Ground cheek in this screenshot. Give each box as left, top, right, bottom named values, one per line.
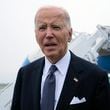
left=60, top=34, right=69, bottom=45
left=35, top=33, right=43, bottom=45
left=58, top=38, right=68, bottom=50
left=35, top=36, right=43, bottom=49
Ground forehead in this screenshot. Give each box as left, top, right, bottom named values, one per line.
left=35, top=8, right=65, bottom=23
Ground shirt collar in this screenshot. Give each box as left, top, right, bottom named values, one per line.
left=55, top=50, right=70, bottom=75
left=44, top=50, right=71, bottom=76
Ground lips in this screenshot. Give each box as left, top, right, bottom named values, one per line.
left=44, top=43, right=57, bottom=47
left=44, top=42, right=58, bottom=51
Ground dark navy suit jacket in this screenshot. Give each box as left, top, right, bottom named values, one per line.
left=11, top=52, right=110, bottom=110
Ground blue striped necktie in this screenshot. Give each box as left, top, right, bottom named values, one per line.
left=41, top=65, right=57, bottom=110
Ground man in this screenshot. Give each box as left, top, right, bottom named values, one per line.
left=11, top=6, right=110, bottom=110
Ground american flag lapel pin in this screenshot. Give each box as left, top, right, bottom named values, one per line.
left=73, top=77, right=79, bottom=82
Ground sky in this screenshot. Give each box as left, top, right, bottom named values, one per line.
left=0, top=0, right=110, bottom=83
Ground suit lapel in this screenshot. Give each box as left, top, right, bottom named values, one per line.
left=31, top=57, right=45, bottom=110
left=56, top=52, right=84, bottom=110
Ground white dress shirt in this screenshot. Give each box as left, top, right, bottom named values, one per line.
left=41, top=50, right=71, bottom=110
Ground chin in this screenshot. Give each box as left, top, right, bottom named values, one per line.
left=45, top=53, right=57, bottom=58
left=45, top=52, right=58, bottom=57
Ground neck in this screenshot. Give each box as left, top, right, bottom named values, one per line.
left=46, top=50, right=68, bottom=64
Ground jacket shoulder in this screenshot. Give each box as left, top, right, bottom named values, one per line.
left=70, top=52, right=107, bottom=75
left=20, top=57, right=45, bottom=71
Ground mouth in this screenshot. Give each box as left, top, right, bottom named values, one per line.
left=45, top=43, right=57, bottom=46
left=44, top=43, right=57, bottom=48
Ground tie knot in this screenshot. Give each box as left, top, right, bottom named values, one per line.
left=49, top=65, right=57, bottom=74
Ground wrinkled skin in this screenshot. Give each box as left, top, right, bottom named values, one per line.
left=35, top=7, right=72, bottom=64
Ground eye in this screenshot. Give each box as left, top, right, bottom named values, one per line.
left=38, top=25, right=47, bottom=31
left=52, top=25, right=61, bottom=31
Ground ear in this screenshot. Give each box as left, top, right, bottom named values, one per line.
left=68, top=28, right=73, bottom=42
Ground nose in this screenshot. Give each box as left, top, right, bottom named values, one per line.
left=45, top=27, right=53, bottom=38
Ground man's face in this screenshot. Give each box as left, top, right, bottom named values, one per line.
left=35, top=8, right=72, bottom=63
